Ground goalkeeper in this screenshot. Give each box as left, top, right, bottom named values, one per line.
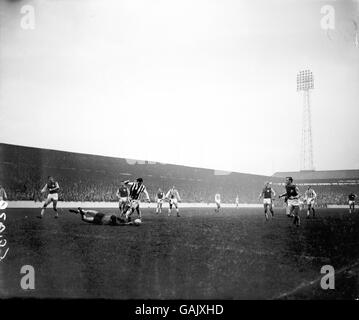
left=69, top=208, right=139, bottom=226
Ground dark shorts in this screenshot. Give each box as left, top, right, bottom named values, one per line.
left=93, top=212, right=105, bottom=225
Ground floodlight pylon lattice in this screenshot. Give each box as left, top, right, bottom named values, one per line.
left=297, top=70, right=314, bottom=171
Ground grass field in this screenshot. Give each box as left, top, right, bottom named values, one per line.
left=1, top=207, right=359, bottom=300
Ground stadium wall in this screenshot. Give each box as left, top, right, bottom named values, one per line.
left=6, top=202, right=348, bottom=210
left=7, top=201, right=263, bottom=209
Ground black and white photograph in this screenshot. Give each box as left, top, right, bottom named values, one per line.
left=1, top=0, right=359, bottom=309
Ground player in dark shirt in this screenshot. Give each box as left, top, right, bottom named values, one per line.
left=258, top=182, right=276, bottom=220
left=348, top=193, right=357, bottom=213
left=38, top=176, right=60, bottom=219
left=116, top=182, right=129, bottom=215
left=279, top=177, right=301, bottom=227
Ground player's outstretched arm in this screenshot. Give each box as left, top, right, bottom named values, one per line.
left=143, top=188, right=151, bottom=202
left=40, top=184, right=47, bottom=193
left=176, top=190, right=181, bottom=202
left=123, top=180, right=133, bottom=186
left=271, top=188, right=276, bottom=198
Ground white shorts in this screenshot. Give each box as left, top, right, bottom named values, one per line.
left=46, top=193, right=58, bottom=202
left=215, top=200, right=221, bottom=206
left=288, top=198, right=300, bottom=207
left=170, top=198, right=178, bottom=206
left=119, top=197, right=128, bottom=204
left=349, top=200, right=355, bottom=206
left=130, top=199, right=140, bottom=209
left=0, top=200, right=8, bottom=210
left=157, top=199, right=163, bottom=204
left=307, top=198, right=315, bottom=206
left=263, top=198, right=272, bottom=205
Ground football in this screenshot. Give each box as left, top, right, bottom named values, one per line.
left=134, top=218, right=142, bottom=226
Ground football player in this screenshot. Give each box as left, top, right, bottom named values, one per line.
left=279, top=177, right=301, bottom=227
left=215, top=193, right=221, bottom=212
left=38, top=176, right=60, bottom=219
left=69, top=208, right=139, bottom=226
left=156, top=188, right=165, bottom=214
left=123, top=178, right=150, bottom=221
left=165, top=186, right=181, bottom=217
left=348, top=192, right=357, bottom=213
left=258, top=182, right=276, bottom=220
left=304, top=186, right=317, bottom=218
left=116, top=181, right=129, bottom=215
left=235, top=195, right=239, bottom=208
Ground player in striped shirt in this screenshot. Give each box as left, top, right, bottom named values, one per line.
left=156, top=188, right=164, bottom=214
left=38, top=176, right=60, bottom=219
left=258, top=182, right=276, bottom=220
left=165, top=186, right=181, bottom=217
left=123, top=178, right=150, bottom=221
left=304, top=186, right=317, bottom=219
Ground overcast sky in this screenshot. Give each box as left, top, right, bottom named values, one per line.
left=0, top=0, right=358, bottom=175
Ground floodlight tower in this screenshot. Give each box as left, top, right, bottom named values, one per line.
left=297, top=70, right=314, bottom=171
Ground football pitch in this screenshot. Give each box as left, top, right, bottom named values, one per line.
left=1, top=207, right=359, bottom=300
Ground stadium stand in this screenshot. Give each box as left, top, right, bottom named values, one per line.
left=1, top=143, right=358, bottom=205
left=0, top=143, right=270, bottom=203
left=273, top=170, right=359, bottom=181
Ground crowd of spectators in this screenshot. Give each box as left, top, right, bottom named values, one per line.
left=1, top=165, right=264, bottom=203
left=1, top=144, right=358, bottom=205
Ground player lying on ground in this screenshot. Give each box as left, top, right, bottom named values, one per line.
left=214, top=193, right=221, bottom=212
left=258, top=182, right=276, bottom=220
left=69, top=208, right=140, bottom=226
left=165, top=186, right=181, bottom=217
left=123, top=178, right=150, bottom=221
left=304, top=186, right=317, bottom=218
left=279, top=177, right=301, bottom=227
left=348, top=192, right=357, bottom=213
left=38, top=176, right=60, bottom=219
